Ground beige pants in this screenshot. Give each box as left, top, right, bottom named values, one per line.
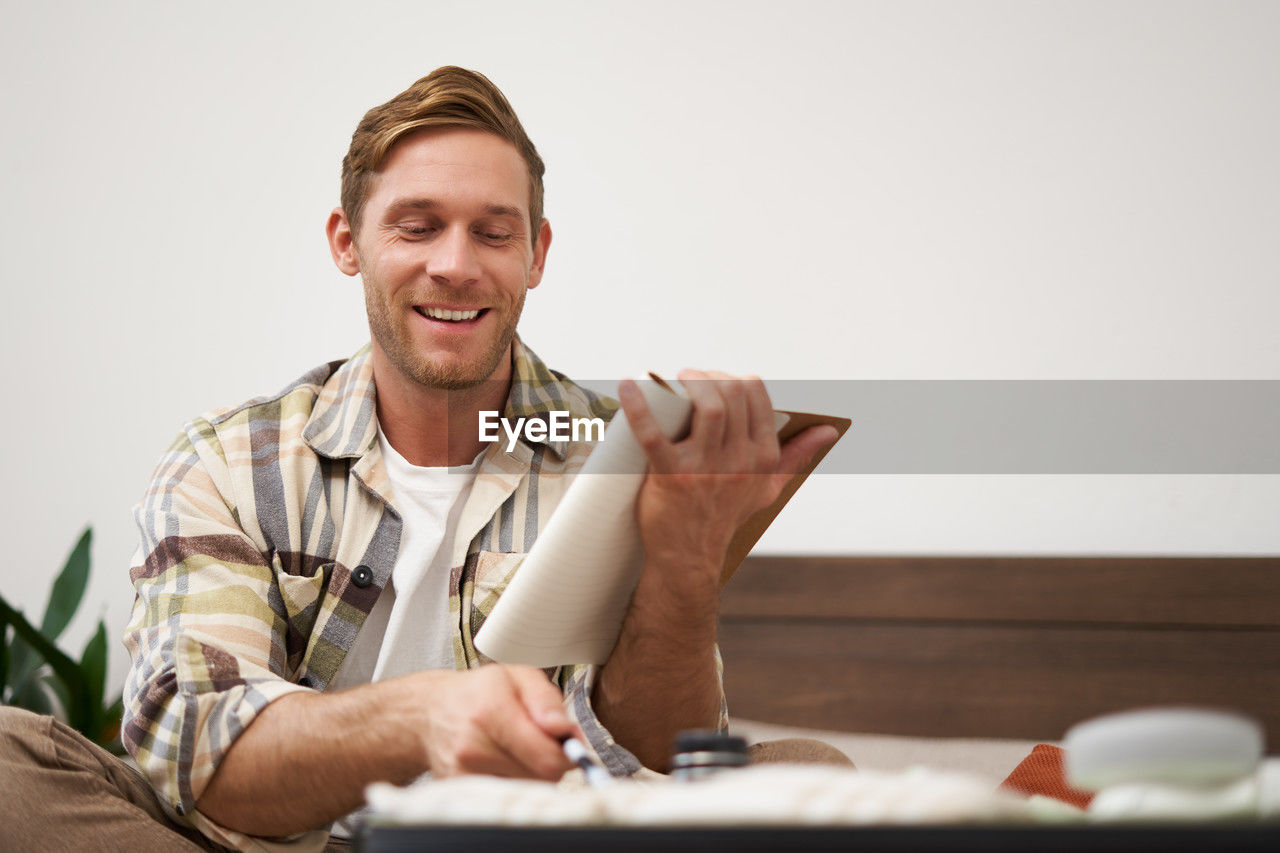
left=0, top=705, right=851, bottom=851
left=0, top=707, right=351, bottom=852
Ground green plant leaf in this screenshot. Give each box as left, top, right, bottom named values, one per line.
left=42, top=528, right=92, bottom=642
left=4, top=605, right=35, bottom=693
left=44, top=663, right=71, bottom=718
left=101, top=694, right=126, bottom=753
left=10, top=665, right=60, bottom=718
left=0, top=600, right=92, bottom=733
left=2, top=595, right=40, bottom=704
left=80, top=620, right=108, bottom=737
left=3, top=529, right=93, bottom=694
left=0, top=620, right=9, bottom=692
left=81, top=621, right=108, bottom=704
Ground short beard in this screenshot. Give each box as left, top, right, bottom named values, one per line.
left=366, top=286, right=525, bottom=392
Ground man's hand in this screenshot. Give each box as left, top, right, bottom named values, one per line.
left=197, top=664, right=577, bottom=837
left=595, top=370, right=838, bottom=770
left=620, top=369, right=839, bottom=593
left=409, top=664, right=578, bottom=779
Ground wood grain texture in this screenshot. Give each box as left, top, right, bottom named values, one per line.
left=718, top=556, right=1280, bottom=740
left=720, top=556, right=1280, bottom=627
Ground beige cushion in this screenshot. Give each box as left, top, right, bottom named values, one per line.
left=730, top=718, right=1044, bottom=783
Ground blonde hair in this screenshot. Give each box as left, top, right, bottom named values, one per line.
left=340, top=66, right=545, bottom=240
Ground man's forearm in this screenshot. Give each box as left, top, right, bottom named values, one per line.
left=593, top=560, right=723, bottom=772
left=196, top=678, right=426, bottom=837
left=195, top=664, right=577, bottom=838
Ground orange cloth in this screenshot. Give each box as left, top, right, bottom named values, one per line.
left=999, top=744, right=1095, bottom=810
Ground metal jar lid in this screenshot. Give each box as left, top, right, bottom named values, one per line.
left=670, top=730, right=749, bottom=779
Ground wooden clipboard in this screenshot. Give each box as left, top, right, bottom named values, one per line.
left=720, top=410, right=852, bottom=586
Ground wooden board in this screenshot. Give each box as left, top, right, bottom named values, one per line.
left=718, top=556, right=1280, bottom=741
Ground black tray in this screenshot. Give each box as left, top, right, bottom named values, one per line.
left=356, top=823, right=1280, bottom=852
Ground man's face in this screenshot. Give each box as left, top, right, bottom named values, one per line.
left=345, top=127, right=548, bottom=391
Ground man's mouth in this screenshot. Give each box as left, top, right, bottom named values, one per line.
left=414, top=306, right=487, bottom=323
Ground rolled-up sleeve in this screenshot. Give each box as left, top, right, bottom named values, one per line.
left=122, top=418, right=322, bottom=851
left=558, top=646, right=729, bottom=779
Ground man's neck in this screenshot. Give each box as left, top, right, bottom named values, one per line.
left=370, top=346, right=512, bottom=468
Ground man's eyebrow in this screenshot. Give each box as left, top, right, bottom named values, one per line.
left=481, top=203, right=526, bottom=220
left=385, top=198, right=526, bottom=221
left=386, top=197, right=439, bottom=212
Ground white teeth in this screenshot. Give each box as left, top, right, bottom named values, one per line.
left=423, top=307, right=480, bottom=321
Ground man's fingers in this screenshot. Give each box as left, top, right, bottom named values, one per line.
left=619, top=378, right=677, bottom=469
left=678, top=369, right=727, bottom=451
left=772, top=424, right=840, bottom=485
left=706, top=370, right=750, bottom=448
left=743, top=375, right=776, bottom=445
left=485, top=710, right=574, bottom=781
left=486, top=667, right=575, bottom=780
left=449, top=736, right=531, bottom=778
left=507, top=666, right=578, bottom=739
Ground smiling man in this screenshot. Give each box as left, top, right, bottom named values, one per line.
left=348, top=127, right=541, bottom=395
left=0, top=67, right=837, bottom=851
left=332, top=125, right=550, bottom=469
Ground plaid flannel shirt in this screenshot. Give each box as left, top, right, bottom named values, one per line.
left=123, top=338, right=726, bottom=851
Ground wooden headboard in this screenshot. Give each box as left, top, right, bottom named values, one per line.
left=718, top=556, right=1280, bottom=742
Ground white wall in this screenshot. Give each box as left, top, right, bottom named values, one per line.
left=1, top=0, right=1276, bottom=692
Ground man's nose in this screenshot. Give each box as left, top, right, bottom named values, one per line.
left=427, top=225, right=482, bottom=286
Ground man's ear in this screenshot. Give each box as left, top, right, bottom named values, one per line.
left=528, top=219, right=553, bottom=290
left=326, top=208, right=361, bottom=276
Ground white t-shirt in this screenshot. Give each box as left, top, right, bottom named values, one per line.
left=330, top=431, right=481, bottom=687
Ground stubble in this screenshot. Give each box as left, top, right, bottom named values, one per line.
left=363, top=279, right=525, bottom=391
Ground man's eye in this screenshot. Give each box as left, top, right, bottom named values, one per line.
left=398, top=224, right=433, bottom=236
left=478, top=230, right=513, bottom=243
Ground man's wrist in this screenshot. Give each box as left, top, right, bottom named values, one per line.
left=633, top=555, right=720, bottom=630
left=365, top=672, right=447, bottom=777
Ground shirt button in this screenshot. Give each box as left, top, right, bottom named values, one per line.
left=352, top=565, right=374, bottom=588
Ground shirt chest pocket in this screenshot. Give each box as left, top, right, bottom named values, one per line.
left=460, top=550, right=563, bottom=683
left=271, top=552, right=333, bottom=677
left=460, top=550, right=527, bottom=657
